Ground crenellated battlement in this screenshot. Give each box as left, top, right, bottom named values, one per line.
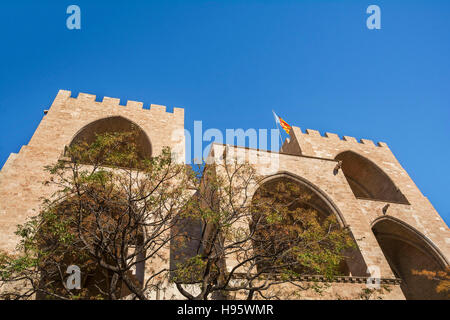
left=0, top=89, right=448, bottom=301
left=54, top=89, right=184, bottom=117
left=281, top=125, right=392, bottom=160
left=299, top=126, right=388, bottom=148
left=32, top=89, right=186, bottom=164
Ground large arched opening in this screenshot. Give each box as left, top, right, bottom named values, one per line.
left=36, top=195, right=148, bottom=299
left=372, top=216, right=448, bottom=299
left=69, top=116, right=152, bottom=161
left=335, top=151, right=408, bottom=204
left=250, top=174, right=367, bottom=277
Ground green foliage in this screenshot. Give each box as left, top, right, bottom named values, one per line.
left=172, top=255, right=207, bottom=284
left=2, top=127, right=360, bottom=300
left=170, top=161, right=358, bottom=300
left=1, top=128, right=189, bottom=300
left=358, top=284, right=392, bottom=300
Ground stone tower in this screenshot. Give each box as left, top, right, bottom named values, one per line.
left=0, top=90, right=449, bottom=299
left=205, top=125, right=450, bottom=299
left=0, top=90, right=185, bottom=254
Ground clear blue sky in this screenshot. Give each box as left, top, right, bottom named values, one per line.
left=0, top=1, right=449, bottom=225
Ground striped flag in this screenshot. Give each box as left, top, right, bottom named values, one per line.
left=272, top=111, right=292, bottom=135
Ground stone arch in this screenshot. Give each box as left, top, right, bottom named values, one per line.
left=69, top=116, right=152, bottom=160
left=371, top=216, right=448, bottom=299
left=335, top=151, right=409, bottom=204
left=251, top=172, right=367, bottom=276
left=35, top=192, right=149, bottom=298
left=257, top=172, right=347, bottom=227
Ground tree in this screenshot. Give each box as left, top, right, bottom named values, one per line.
left=413, top=267, right=450, bottom=298
left=0, top=128, right=193, bottom=299
left=172, top=157, right=356, bottom=300
left=1, top=129, right=356, bottom=300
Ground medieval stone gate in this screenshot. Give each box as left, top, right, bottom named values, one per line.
left=0, top=90, right=448, bottom=299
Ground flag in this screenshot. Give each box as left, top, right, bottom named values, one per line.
left=272, top=110, right=291, bottom=135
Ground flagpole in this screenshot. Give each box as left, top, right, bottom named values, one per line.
left=272, top=110, right=284, bottom=149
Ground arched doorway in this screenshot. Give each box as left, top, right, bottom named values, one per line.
left=250, top=174, right=367, bottom=277
left=335, top=151, right=408, bottom=204
left=372, top=217, right=448, bottom=299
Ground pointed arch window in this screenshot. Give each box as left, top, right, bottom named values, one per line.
left=67, top=116, right=152, bottom=168
left=335, top=151, right=409, bottom=204
left=372, top=217, right=448, bottom=299
left=250, top=176, right=367, bottom=276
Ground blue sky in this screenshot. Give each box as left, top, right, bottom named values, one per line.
left=0, top=1, right=449, bottom=225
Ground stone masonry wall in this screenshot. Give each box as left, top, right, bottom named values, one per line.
left=1, top=90, right=448, bottom=300
left=209, top=143, right=398, bottom=279
left=0, top=90, right=185, bottom=253
left=282, top=126, right=450, bottom=264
